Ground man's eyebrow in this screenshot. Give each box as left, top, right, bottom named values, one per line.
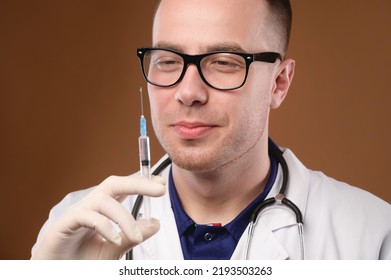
left=204, top=43, right=246, bottom=53
left=153, top=42, right=184, bottom=52
left=152, top=42, right=246, bottom=53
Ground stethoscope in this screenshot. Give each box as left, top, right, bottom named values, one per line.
left=126, top=144, right=305, bottom=260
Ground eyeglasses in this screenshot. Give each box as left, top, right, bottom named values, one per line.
left=137, top=48, right=282, bottom=91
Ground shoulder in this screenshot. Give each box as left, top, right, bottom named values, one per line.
left=308, top=169, right=390, bottom=216
left=282, top=147, right=390, bottom=215
left=283, top=148, right=390, bottom=229
left=283, top=148, right=391, bottom=259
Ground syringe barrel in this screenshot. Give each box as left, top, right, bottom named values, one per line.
left=139, top=135, right=152, bottom=222
left=138, top=135, right=151, bottom=178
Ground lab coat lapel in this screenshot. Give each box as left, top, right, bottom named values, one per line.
left=231, top=163, right=290, bottom=260
left=259, top=150, right=309, bottom=230
left=231, top=218, right=290, bottom=259
left=232, top=148, right=310, bottom=259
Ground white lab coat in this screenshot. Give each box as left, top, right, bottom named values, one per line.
left=33, top=148, right=391, bottom=259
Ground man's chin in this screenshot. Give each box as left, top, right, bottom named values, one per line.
left=169, top=152, right=222, bottom=173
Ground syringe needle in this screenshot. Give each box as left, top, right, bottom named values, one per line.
left=139, top=87, right=144, bottom=116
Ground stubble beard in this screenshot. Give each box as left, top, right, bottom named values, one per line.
left=154, top=121, right=266, bottom=175
left=158, top=137, right=231, bottom=173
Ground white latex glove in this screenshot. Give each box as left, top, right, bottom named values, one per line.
left=31, top=175, right=166, bottom=259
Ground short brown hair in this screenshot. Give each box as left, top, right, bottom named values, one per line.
left=265, top=0, right=292, bottom=53
left=154, top=0, right=292, bottom=52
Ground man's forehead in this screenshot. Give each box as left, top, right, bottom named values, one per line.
left=153, top=0, right=268, bottom=29
left=153, top=0, right=271, bottom=52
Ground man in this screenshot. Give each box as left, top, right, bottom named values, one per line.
left=31, top=0, right=390, bottom=259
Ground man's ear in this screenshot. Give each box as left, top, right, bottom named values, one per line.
left=270, top=59, right=295, bottom=109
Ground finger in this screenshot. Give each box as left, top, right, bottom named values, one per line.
left=116, top=218, right=161, bottom=253
left=99, top=175, right=166, bottom=199
left=136, top=218, right=161, bottom=241
left=150, top=175, right=166, bottom=185
left=59, top=209, right=123, bottom=246
left=89, top=193, right=142, bottom=244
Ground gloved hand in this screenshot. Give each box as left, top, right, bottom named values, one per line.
left=31, top=175, right=166, bottom=259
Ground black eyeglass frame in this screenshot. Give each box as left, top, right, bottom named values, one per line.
left=137, top=47, right=282, bottom=91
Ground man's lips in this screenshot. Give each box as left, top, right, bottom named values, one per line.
left=171, top=122, right=217, bottom=139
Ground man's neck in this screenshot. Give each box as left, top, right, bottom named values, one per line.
left=171, top=138, right=271, bottom=225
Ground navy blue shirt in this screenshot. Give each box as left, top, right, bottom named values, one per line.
left=169, top=140, right=278, bottom=259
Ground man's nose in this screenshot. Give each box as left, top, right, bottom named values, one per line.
left=174, top=65, right=209, bottom=106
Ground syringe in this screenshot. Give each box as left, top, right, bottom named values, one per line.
left=138, top=87, right=152, bottom=223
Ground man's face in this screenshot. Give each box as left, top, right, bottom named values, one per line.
left=148, top=0, right=282, bottom=172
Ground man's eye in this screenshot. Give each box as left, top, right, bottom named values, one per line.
left=208, top=57, right=244, bottom=72
left=154, top=57, right=182, bottom=71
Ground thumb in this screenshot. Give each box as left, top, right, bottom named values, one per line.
left=115, top=218, right=161, bottom=259
left=136, top=218, right=161, bottom=241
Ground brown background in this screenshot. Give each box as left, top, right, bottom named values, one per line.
left=1, top=1, right=390, bottom=259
